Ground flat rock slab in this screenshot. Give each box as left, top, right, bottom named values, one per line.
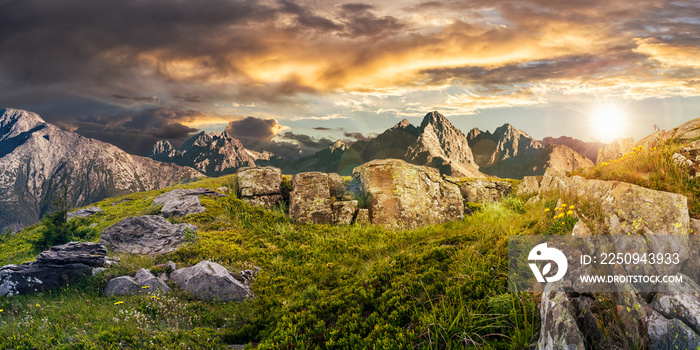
left=290, top=172, right=333, bottom=224
left=460, top=180, right=512, bottom=203
left=237, top=167, right=282, bottom=197
left=0, top=242, right=108, bottom=296
left=99, top=215, right=196, bottom=256
left=104, top=268, right=170, bottom=296
left=170, top=261, right=253, bottom=302
left=152, top=188, right=224, bottom=217
left=67, top=206, right=103, bottom=220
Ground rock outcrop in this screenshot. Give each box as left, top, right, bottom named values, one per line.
left=170, top=260, right=254, bottom=302
left=237, top=167, right=283, bottom=209
left=152, top=188, right=224, bottom=217
left=0, top=108, right=203, bottom=233
left=67, top=206, right=103, bottom=220
left=460, top=180, right=512, bottom=203
left=0, top=242, right=108, bottom=296
left=104, top=268, right=170, bottom=296
left=637, top=117, right=700, bottom=149
left=596, top=137, right=634, bottom=164
left=289, top=172, right=334, bottom=224
left=99, top=215, right=196, bottom=255
left=352, top=159, right=464, bottom=230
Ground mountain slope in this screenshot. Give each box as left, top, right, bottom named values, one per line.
left=0, top=108, right=202, bottom=232
left=467, top=124, right=592, bottom=178
left=147, top=131, right=287, bottom=176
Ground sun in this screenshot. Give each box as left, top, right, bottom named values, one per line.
left=588, top=102, right=627, bottom=142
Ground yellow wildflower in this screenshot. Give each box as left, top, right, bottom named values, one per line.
left=114, top=301, right=124, bottom=305
left=555, top=207, right=561, bottom=211
left=0, top=309, right=3, bottom=313
left=35, top=304, right=40, bottom=307
left=142, top=286, right=150, bottom=289
left=567, top=210, right=573, bottom=215
left=544, top=208, right=550, bottom=212
left=569, top=205, right=575, bottom=209
left=150, top=296, right=160, bottom=300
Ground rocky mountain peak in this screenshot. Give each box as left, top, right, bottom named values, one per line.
left=0, top=108, right=47, bottom=142
left=329, top=140, right=347, bottom=153
left=419, top=111, right=449, bottom=131
left=148, top=140, right=174, bottom=156
left=393, top=118, right=412, bottom=129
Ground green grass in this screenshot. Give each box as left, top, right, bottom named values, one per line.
left=0, top=173, right=582, bottom=349
left=571, top=139, right=700, bottom=217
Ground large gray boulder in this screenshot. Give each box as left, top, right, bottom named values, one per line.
left=170, top=261, right=253, bottom=302
left=0, top=242, right=108, bottom=296
left=289, top=172, right=333, bottom=224
left=537, top=283, right=585, bottom=350
left=352, top=159, right=464, bottom=230
left=152, top=188, right=224, bottom=217
left=460, top=179, right=511, bottom=203
left=67, top=206, right=103, bottom=220
left=99, top=215, right=195, bottom=256
left=104, top=268, right=170, bottom=296
left=237, top=167, right=282, bottom=209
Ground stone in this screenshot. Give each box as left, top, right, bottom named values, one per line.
left=645, top=308, right=700, bottom=350
left=152, top=188, right=224, bottom=217
left=170, top=261, right=253, bottom=302
left=596, top=137, right=634, bottom=165
left=355, top=209, right=370, bottom=225
left=515, top=176, right=541, bottom=195
left=327, top=173, right=346, bottom=199
left=651, top=277, right=700, bottom=335
left=216, top=186, right=229, bottom=194
left=537, top=282, right=585, bottom=350
left=99, top=215, right=196, bottom=256
left=571, top=220, right=593, bottom=236
left=0, top=242, right=108, bottom=296
left=460, top=179, right=511, bottom=203
left=103, top=268, right=173, bottom=298
left=352, top=159, right=464, bottom=230
left=289, top=172, right=333, bottom=224
left=67, top=206, right=103, bottom=220
left=332, top=200, right=358, bottom=225
left=237, top=167, right=281, bottom=197
left=237, top=167, right=282, bottom=209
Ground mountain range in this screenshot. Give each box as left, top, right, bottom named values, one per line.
left=0, top=108, right=202, bottom=233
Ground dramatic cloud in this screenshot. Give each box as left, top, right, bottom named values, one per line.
left=68, top=107, right=201, bottom=155
left=1, top=0, right=700, bottom=152
left=225, top=116, right=285, bottom=149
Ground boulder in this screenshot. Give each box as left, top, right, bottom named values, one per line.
left=332, top=200, right=358, bottom=225
left=237, top=167, right=282, bottom=209
left=0, top=242, right=108, bottom=296
left=515, top=176, right=541, bottom=195
left=460, top=179, right=511, bottom=203
left=537, top=282, right=585, bottom=350
left=289, top=172, right=333, bottom=224
left=651, top=278, right=700, bottom=335
left=352, top=159, right=464, bottom=230
left=170, top=261, right=253, bottom=302
left=596, top=137, right=634, bottom=165
left=328, top=173, right=346, bottom=198
left=152, top=188, right=224, bottom=217
left=538, top=173, right=690, bottom=236
left=104, top=268, right=170, bottom=296
left=67, top=206, right=103, bottom=220
left=99, top=215, right=196, bottom=256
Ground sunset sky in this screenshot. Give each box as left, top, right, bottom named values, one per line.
left=1, top=0, right=699, bottom=159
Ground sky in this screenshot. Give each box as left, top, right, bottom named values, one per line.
left=1, top=0, right=700, bottom=160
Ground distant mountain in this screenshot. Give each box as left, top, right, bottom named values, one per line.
left=300, top=111, right=484, bottom=177
left=467, top=124, right=593, bottom=178
left=0, top=108, right=202, bottom=233
left=540, top=136, right=606, bottom=163
left=146, top=131, right=287, bottom=176
left=290, top=140, right=348, bottom=174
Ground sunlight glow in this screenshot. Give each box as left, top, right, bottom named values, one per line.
left=588, top=102, right=627, bottom=142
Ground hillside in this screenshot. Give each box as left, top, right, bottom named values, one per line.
left=0, top=117, right=698, bottom=349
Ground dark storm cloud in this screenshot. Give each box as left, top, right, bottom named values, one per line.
left=110, top=94, right=161, bottom=103
left=279, top=0, right=343, bottom=31
left=313, top=127, right=332, bottom=131
left=281, top=132, right=334, bottom=149
left=343, top=132, right=369, bottom=142
left=337, top=3, right=403, bottom=38
left=174, top=95, right=202, bottom=103
left=225, top=116, right=281, bottom=149
left=69, top=107, right=201, bottom=155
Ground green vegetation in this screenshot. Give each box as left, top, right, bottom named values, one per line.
left=0, top=173, right=582, bottom=349
left=572, top=139, right=700, bottom=217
